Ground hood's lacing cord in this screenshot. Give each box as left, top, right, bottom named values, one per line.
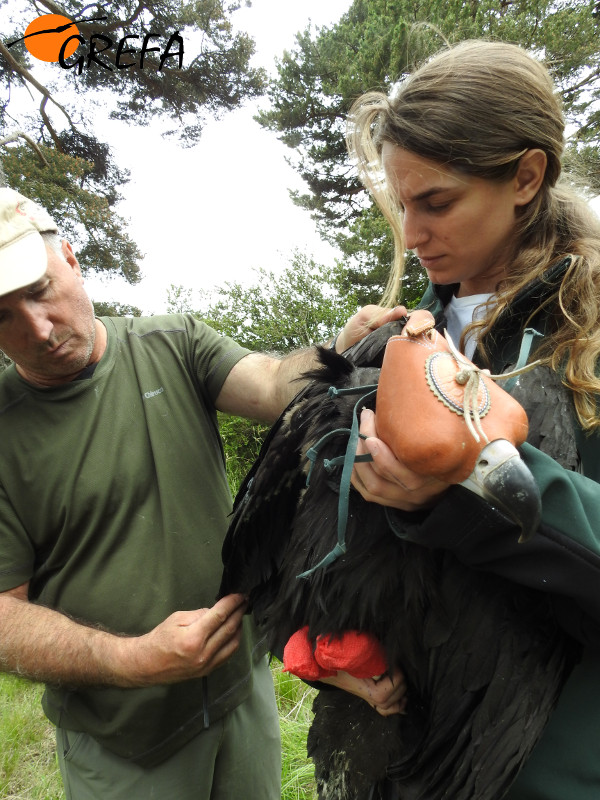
left=443, top=327, right=543, bottom=444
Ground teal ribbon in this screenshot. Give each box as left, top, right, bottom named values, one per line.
left=297, top=384, right=378, bottom=579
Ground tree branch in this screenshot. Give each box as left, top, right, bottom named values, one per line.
left=0, top=39, right=77, bottom=148
left=36, top=0, right=149, bottom=35
left=562, top=66, right=600, bottom=99
left=0, top=131, right=50, bottom=167
left=39, top=96, right=64, bottom=150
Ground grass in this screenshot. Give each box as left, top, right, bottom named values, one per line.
left=0, top=662, right=317, bottom=800
left=0, top=675, right=63, bottom=800
left=273, top=662, right=318, bottom=800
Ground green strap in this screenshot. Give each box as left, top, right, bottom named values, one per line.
left=305, top=428, right=352, bottom=485
left=297, top=384, right=378, bottom=579
left=501, top=327, right=544, bottom=391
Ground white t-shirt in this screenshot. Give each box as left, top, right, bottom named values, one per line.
left=444, top=293, right=493, bottom=359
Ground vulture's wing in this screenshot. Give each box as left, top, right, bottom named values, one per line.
left=219, top=347, right=362, bottom=620
left=220, top=319, right=406, bottom=608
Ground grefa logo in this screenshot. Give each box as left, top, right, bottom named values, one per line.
left=7, top=8, right=183, bottom=75
left=144, top=387, right=165, bottom=400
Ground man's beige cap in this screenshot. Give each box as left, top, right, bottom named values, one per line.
left=0, top=188, right=58, bottom=297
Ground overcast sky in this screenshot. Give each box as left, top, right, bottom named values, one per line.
left=8, top=1, right=599, bottom=314
left=85, top=0, right=354, bottom=314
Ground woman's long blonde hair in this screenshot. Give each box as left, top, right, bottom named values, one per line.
left=347, top=39, right=600, bottom=430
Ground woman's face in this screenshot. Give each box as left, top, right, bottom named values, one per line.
left=381, top=143, right=540, bottom=297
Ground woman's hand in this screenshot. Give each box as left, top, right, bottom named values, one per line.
left=320, top=667, right=408, bottom=717
left=352, top=408, right=449, bottom=511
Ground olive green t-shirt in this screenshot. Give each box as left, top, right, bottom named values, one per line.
left=0, top=314, right=263, bottom=766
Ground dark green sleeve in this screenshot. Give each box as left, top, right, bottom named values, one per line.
left=386, top=444, right=600, bottom=647
left=182, top=314, right=251, bottom=403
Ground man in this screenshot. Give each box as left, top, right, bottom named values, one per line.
left=0, top=188, right=403, bottom=800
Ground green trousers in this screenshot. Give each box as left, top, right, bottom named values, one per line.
left=56, top=657, right=281, bottom=800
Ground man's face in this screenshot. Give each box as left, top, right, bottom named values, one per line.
left=0, top=240, right=102, bottom=386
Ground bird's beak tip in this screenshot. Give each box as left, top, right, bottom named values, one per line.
left=462, top=439, right=541, bottom=543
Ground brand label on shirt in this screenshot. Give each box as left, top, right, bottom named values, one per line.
left=144, top=387, right=165, bottom=399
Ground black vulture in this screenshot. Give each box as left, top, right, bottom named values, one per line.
left=219, top=315, right=579, bottom=800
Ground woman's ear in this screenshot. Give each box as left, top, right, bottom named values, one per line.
left=514, top=149, right=547, bottom=206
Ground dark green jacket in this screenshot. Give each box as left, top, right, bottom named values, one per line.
left=403, top=260, right=600, bottom=798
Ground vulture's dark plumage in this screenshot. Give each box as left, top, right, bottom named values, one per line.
left=220, top=319, right=579, bottom=800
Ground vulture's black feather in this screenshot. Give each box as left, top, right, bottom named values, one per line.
left=220, top=320, right=579, bottom=800
left=503, top=363, right=580, bottom=471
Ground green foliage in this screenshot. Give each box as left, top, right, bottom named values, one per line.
left=173, top=251, right=361, bottom=354
left=0, top=675, right=63, bottom=799
left=341, top=205, right=427, bottom=306
left=272, top=661, right=318, bottom=800
left=218, top=412, right=269, bottom=496
left=259, top=0, right=600, bottom=300
left=93, top=300, right=142, bottom=317
left=2, top=142, right=142, bottom=283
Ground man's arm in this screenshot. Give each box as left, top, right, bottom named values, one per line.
left=216, top=304, right=407, bottom=422
left=0, top=582, right=247, bottom=687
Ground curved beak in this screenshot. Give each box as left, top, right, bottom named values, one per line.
left=460, top=439, right=541, bottom=543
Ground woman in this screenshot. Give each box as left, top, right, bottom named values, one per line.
left=348, top=40, right=600, bottom=798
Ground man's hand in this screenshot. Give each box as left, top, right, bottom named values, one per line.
left=352, top=408, right=449, bottom=511
left=333, top=305, right=408, bottom=354
left=120, top=593, right=248, bottom=686
left=320, top=667, right=408, bottom=717
left=0, top=585, right=248, bottom=689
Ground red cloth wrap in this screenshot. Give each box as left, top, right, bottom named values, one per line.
left=283, top=626, right=387, bottom=680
